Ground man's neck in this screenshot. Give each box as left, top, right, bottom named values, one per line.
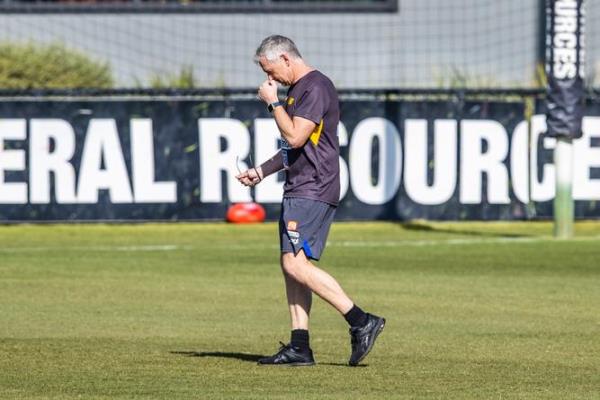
left=292, top=64, right=315, bottom=85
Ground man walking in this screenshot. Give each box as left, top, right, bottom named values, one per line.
left=236, top=35, right=385, bottom=367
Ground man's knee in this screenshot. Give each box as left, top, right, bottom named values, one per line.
left=281, top=252, right=310, bottom=282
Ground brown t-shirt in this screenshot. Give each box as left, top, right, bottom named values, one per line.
left=280, top=70, right=341, bottom=206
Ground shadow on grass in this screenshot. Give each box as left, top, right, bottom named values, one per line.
left=399, top=221, right=529, bottom=238
left=171, top=351, right=264, bottom=362
left=171, top=351, right=365, bottom=367
left=319, top=362, right=367, bottom=368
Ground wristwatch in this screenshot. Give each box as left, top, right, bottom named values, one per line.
left=267, top=101, right=285, bottom=113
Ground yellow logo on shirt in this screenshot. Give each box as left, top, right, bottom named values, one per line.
left=287, top=97, right=295, bottom=105
left=310, top=120, right=324, bottom=146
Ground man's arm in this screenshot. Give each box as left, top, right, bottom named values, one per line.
left=258, top=78, right=317, bottom=149
left=271, top=111, right=316, bottom=149
left=259, top=150, right=284, bottom=178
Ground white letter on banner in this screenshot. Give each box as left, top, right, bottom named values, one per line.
left=404, top=119, right=457, bottom=205
left=130, top=119, right=176, bottom=203
left=0, top=119, right=27, bottom=204
left=29, top=119, right=77, bottom=204
left=198, top=118, right=251, bottom=203
left=536, top=136, right=558, bottom=202
left=510, top=119, right=530, bottom=203
left=338, top=122, right=350, bottom=201
left=253, top=118, right=283, bottom=203
left=573, top=117, right=600, bottom=200
left=77, top=119, right=133, bottom=203
left=511, top=116, right=555, bottom=203
left=460, top=120, right=510, bottom=204
left=349, top=117, right=402, bottom=205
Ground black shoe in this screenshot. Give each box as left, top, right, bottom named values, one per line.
left=257, top=342, right=315, bottom=366
left=348, top=313, right=386, bottom=366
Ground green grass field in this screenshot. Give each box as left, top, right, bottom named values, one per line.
left=1, top=221, right=599, bottom=399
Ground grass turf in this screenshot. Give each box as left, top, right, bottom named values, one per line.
left=0, top=221, right=599, bottom=399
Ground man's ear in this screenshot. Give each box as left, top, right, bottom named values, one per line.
left=280, top=53, right=291, bottom=66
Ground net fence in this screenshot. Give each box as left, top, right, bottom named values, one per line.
left=0, top=0, right=598, bottom=89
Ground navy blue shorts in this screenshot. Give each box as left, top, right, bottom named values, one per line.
left=279, top=197, right=336, bottom=261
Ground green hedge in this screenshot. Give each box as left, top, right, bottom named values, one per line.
left=0, top=43, right=113, bottom=89
left=148, top=65, right=197, bottom=89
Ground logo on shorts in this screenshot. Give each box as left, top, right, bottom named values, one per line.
left=287, top=230, right=300, bottom=245
left=287, top=220, right=298, bottom=231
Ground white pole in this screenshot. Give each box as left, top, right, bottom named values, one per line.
left=553, top=136, right=574, bottom=238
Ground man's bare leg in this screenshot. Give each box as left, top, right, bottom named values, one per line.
left=281, top=259, right=312, bottom=330
left=280, top=251, right=353, bottom=315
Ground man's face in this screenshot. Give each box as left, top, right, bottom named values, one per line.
left=259, top=55, right=292, bottom=86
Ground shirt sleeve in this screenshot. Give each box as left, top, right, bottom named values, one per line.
left=259, top=151, right=284, bottom=177
left=293, top=84, right=328, bottom=125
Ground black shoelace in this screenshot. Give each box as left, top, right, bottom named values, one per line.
left=277, top=341, right=291, bottom=352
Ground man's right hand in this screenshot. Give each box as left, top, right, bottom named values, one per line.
left=258, top=77, right=279, bottom=105
left=236, top=167, right=264, bottom=187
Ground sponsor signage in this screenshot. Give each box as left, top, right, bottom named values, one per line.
left=0, top=99, right=599, bottom=221
left=545, top=0, right=586, bottom=139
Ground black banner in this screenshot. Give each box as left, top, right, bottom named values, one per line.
left=545, top=0, right=585, bottom=139
left=1, top=97, right=600, bottom=222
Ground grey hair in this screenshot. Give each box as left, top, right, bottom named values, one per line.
left=254, top=35, right=302, bottom=64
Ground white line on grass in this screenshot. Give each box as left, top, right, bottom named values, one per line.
left=328, top=235, right=600, bottom=247
left=225, top=235, right=600, bottom=250
left=1, top=235, right=599, bottom=253
left=0, top=244, right=189, bottom=253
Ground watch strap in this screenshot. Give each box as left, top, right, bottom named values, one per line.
left=268, top=101, right=285, bottom=112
